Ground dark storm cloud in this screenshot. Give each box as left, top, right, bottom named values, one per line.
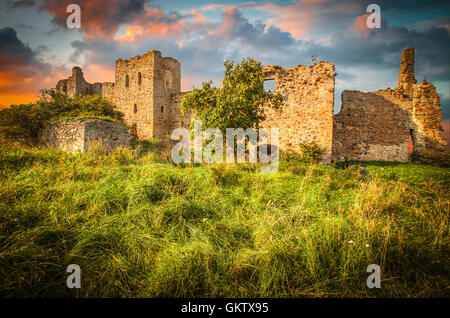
left=312, top=25, right=450, bottom=82
left=0, top=27, right=35, bottom=62
left=0, top=28, right=36, bottom=67
left=366, top=0, right=450, bottom=11
left=111, top=0, right=151, bottom=24
left=0, top=27, right=50, bottom=74
left=0, top=27, right=55, bottom=100
left=6, top=0, right=36, bottom=9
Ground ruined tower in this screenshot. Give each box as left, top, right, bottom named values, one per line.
left=101, top=50, right=183, bottom=139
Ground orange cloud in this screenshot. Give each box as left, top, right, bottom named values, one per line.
left=0, top=93, right=40, bottom=109
left=263, top=3, right=314, bottom=38
left=82, top=63, right=114, bottom=83
left=190, top=9, right=206, bottom=24
left=0, top=66, right=67, bottom=108
left=218, top=7, right=239, bottom=35
left=113, top=6, right=185, bottom=43
left=353, top=13, right=372, bottom=36
left=202, top=4, right=229, bottom=11
left=243, top=0, right=359, bottom=39
left=0, top=51, right=66, bottom=109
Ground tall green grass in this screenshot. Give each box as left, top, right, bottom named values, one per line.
left=0, top=144, right=448, bottom=297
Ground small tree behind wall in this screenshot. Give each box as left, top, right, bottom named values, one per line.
left=180, top=58, right=283, bottom=133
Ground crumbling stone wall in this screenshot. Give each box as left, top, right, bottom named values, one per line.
left=261, top=62, right=336, bottom=164
left=38, top=119, right=85, bottom=152
left=332, top=91, right=411, bottom=161
left=56, top=67, right=102, bottom=96
left=55, top=52, right=335, bottom=161
left=39, top=119, right=132, bottom=153
left=332, top=48, right=447, bottom=162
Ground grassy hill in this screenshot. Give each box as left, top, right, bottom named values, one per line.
left=0, top=143, right=448, bottom=297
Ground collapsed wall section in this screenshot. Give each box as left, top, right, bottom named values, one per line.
left=56, top=67, right=102, bottom=96
left=261, top=62, right=335, bottom=164
left=83, top=120, right=133, bottom=151
left=332, top=48, right=447, bottom=162
left=332, top=91, right=411, bottom=162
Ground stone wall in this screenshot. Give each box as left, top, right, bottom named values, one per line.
left=261, top=62, right=336, bottom=164
left=106, top=51, right=157, bottom=140
left=38, top=119, right=132, bottom=153
left=38, top=119, right=85, bottom=152
left=332, top=91, right=411, bottom=162
left=169, top=92, right=192, bottom=130
left=332, top=48, right=447, bottom=162
left=152, top=55, right=181, bottom=139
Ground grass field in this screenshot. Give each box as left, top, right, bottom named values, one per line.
left=0, top=143, right=449, bottom=297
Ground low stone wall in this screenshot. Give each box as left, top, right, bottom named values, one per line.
left=38, top=119, right=133, bottom=153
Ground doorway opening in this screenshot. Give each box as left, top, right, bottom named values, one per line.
left=409, top=128, right=416, bottom=153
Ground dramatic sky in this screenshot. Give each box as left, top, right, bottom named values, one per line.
left=0, top=0, right=449, bottom=132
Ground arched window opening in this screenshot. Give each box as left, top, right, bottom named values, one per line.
left=161, top=106, right=164, bottom=113
left=133, top=104, right=137, bottom=113
left=138, top=72, right=142, bottom=85
left=125, top=75, right=129, bottom=87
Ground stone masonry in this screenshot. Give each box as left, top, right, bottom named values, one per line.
left=55, top=48, right=447, bottom=163
left=38, top=119, right=133, bottom=153
left=261, top=62, right=335, bottom=163
left=56, top=50, right=191, bottom=141
left=332, top=48, right=447, bottom=162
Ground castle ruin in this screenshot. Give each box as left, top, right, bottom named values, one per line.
left=55, top=48, right=447, bottom=164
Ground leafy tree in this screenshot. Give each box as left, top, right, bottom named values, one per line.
left=0, top=89, right=124, bottom=138
left=180, top=58, right=283, bottom=132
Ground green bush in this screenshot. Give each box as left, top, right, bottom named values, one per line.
left=0, top=90, right=124, bottom=139
left=299, top=141, right=324, bottom=164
